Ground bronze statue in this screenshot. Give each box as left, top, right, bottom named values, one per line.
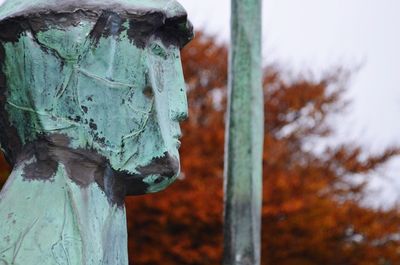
left=0, top=0, right=193, bottom=264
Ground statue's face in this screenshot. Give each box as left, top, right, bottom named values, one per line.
left=2, top=16, right=190, bottom=195
left=73, top=29, right=189, bottom=193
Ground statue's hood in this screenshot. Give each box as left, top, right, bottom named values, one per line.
left=0, top=0, right=193, bottom=47
left=0, top=0, right=188, bottom=21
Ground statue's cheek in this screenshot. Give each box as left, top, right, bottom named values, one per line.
left=75, top=76, right=149, bottom=149
left=110, top=114, right=172, bottom=172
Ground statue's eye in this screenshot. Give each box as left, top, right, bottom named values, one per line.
left=150, top=43, right=168, bottom=59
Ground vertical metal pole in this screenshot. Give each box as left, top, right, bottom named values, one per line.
left=223, top=0, right=263, bottom=264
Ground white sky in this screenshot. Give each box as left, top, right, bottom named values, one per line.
left=180, top=0, right=400, bottom=147
left=179, top=0, right=400, bottom=205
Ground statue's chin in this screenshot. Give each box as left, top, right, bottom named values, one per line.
left=114, top=152, right=180, bottom=196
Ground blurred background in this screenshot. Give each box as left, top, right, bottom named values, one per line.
left=1, top=0, right=400, bottom=264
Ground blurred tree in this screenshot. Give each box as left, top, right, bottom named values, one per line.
left=1, top=32, right=400, bottom=265
left=0, top=152, right=10, bottom=187
left=126, top=32, right=400, bottom=265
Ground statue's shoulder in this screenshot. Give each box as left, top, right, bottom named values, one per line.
left=0, top=0, right=187, bottom=21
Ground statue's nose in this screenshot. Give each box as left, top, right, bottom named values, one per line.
left=169, top=86, right=188, bottom=122
left=169, top=58, right=188, bottom=122
left=148, top=42, right=189, bottom=123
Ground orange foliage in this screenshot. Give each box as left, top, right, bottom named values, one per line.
left=1, top=32, right=400, bottom=265
left=0, top=152, right=10, bottom=187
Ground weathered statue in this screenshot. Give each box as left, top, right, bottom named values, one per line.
left=0, top=0, right=193, bottom=264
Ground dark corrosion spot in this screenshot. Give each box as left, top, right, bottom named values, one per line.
left=108, top=168, right=149, bottom=203
left=154, top=15, right=194, bottom=48
left=0, top=11, right=97, bottom=42
left=90, top=11, right=125, bottom=46
left=127, top=12, right=164, bottom=49
left=81, top=105, right=88, bottom=113
left=154, top=177, right=164, bottom=184
left=136, top=152, right=179, bottom=179
left=143, top=86, right=154, bottom=98
left=92, top=133, right=106, bottom=146
left=89, top=120, right=97, bottom=130
left=0, top=18, right=30, bottom=42
left=20, top=142, right=58, bottom=182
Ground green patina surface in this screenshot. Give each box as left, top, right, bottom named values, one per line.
left=0, top=1, right=192, bottom=264
left=224, top=0, right=263, bottom=264
left=0, top=161, right=128, bottom=264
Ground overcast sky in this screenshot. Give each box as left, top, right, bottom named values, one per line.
left=180, top=0, right=400, bottom=147
left=179, top=0, right=400, bottom=206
